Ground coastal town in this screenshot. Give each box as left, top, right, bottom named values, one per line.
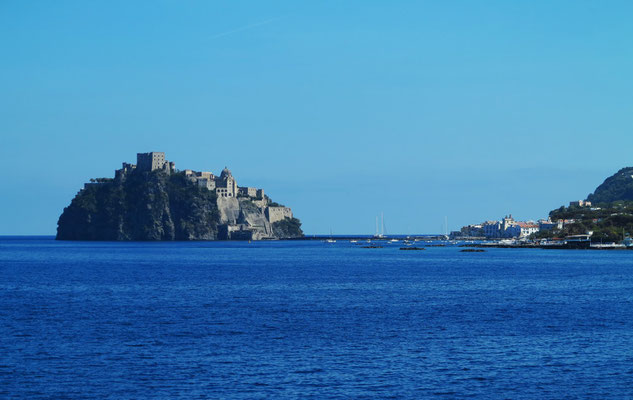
left=451, top=201, right=592, bottom=240
left=443, top=198, right=633, bottom=249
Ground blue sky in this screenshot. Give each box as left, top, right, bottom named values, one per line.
left=1, top=1, right=632, bottom=235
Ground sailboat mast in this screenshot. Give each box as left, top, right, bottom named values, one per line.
left=381, top=212, right=385, bottom=236
left=375, top=216, right=379, bottom=236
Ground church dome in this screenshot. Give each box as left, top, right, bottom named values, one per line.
left=220, top=167, right=232, bottom=178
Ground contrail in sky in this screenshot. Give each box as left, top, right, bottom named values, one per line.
left=210, top=17, right=281, bottom=40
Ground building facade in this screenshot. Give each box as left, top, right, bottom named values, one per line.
left=114, top=152, right=175, bottom=179
left=569, top=200, right=592, bottom=208
left=186, top=166, right=265, bottom=200
left=459, top=224, right=484, bottom=237
left=516, top=222, right=539, bottom=237
left=136, top=152, right=175, bottom=172
left=538, top=219, right=557, bottom=231
left=477, top=216, right=540, bottom=238
left=215, top=167, right=238, bottom=198
left=483, top=221, right=502, bottom=238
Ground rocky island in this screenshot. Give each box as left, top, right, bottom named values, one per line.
left=56, top=152, right=303, bottom=241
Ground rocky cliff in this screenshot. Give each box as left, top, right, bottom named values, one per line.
left=216, top=197, right=275, bottom=240
left=57, top=171, right=220, bottom=240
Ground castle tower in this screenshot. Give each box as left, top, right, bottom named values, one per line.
left=137, top=152, right=167, bottom=172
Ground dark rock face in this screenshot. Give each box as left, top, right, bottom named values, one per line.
left=587, top=167, right=633, bottom=204
left=56, top=171, right=220, bottom=241
left=271, top=217, right=304, bottom=239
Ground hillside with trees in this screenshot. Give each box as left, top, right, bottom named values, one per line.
left=536, top=202, right=633, bottom=243
left=57, top=171, right=221, bottom=240
left=587, top=167, right=633, bottom=204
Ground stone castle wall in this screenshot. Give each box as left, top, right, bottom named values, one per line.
left=266, top=207, right=293, bottom=224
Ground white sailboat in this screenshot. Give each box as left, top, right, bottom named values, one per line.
left=373, top=213, right=385, bottom=239
left=442, top=216, right=449, bottom=240
left=325, top=228, right=336, bottom=243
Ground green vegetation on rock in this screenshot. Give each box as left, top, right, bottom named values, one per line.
left=533, top=167, right=633, bottom=243
left=57, top=171, right=220, bottom=241
left=587, top=167, right=633, bottom=204
left=535, top=201, right=633, bottom=243
left=271, top=217, right=304, bottom=239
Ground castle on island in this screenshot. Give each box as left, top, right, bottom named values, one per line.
left=116, top=151, right=265, bottom=200
left=112, top=152, right=294, bottom=238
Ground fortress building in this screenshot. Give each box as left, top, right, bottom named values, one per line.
left=115, top=153, right=267, bottom=203
left=136, top=152, right=175, bottom=173
left=185, top=166, right=265, bottom=200
left=266, top=207, right=293, bottom=223
left=216, top=167, right=238, bottom=198
left=115, top=152, right=175, bottom=178
left=111, top=152, right=294, bottom=240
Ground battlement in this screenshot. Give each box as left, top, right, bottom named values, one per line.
left=266, top=207, right=293, bottom=223
left=136, top=152, right=174, bottom=173
left=238, top=187, right=264, bottom=198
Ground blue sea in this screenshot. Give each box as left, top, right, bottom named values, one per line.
left=2, top=237, right=633, bottom=399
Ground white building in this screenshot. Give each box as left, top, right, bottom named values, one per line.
left=479, top=216, right=539, bottom=238
left=517, top=222, right=539, bottom=237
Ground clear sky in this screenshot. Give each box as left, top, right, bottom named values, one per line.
left=1, top=1, right=632, bottom=235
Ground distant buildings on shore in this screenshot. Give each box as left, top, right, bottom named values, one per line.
left=454, top=215, right=540, bottom=239
left=453, top=211, right=587, bottom=239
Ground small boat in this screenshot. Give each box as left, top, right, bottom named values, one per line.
left=325, top=228, right=336, bottom=243
left=350, top=240, right=358, bottom=243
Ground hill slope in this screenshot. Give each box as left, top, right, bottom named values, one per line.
left=587, top=167, right=633, bottom=204
left=57, top=171, right=220, bottom=240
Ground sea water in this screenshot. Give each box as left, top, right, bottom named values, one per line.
left=1, top=237, right=633, bottom=399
